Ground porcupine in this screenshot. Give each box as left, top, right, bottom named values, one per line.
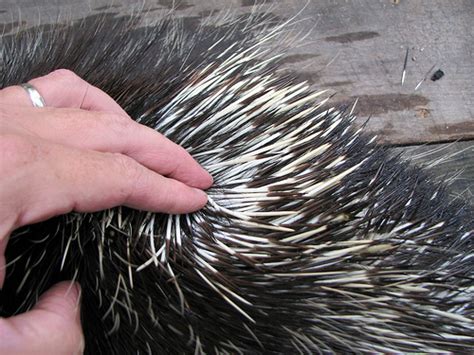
left=0, top=9, right=473, bottom=354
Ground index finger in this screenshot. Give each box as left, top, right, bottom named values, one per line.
left=6, top=106, right=213, bottom=190
left=0, top=69, right=128, bottom=117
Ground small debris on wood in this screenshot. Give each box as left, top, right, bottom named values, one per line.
left=415, top=106, right=431, bottom=119
left=431, top=69, right=445, bottom=81
left=415, top=64, right=436, bottom=91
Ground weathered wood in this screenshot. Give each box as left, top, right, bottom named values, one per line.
left=272, top=0, right=474, bottom=146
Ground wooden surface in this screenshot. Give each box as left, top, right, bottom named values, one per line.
left=1, top=0, right=473, bottom=203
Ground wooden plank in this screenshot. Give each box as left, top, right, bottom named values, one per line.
left=269, top=0, right=474, bottom=146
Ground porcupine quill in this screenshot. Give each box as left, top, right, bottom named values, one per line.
left=0, top=9, right=473, bottom=354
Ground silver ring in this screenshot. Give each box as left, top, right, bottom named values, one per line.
left=20, top=83, right=46, bottom=108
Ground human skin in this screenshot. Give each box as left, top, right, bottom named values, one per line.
left=0, top=69, right=213, bottom=354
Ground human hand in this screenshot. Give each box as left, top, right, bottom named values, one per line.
left=0, top=69, right=213, bottom=354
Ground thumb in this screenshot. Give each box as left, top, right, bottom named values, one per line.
left=0, top=281, right=84, bottom=355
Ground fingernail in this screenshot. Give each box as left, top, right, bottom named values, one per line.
left=76, top=336, right=85, bottom=355
left=65, top=281, right=80, bottom=298
left=65, top=281, right=82, bottom=313
left=206, top=172, right=214, bottom=186
left=193, top=188, right=208, bottom=203
left=202, top=170, right=214, bottom=189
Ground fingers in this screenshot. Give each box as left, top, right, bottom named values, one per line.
left=0, top=68, right=213, bottom=190
left=6, top=107, right=213, bottom=189
left=2, top=135, right=207, bottom=231
left=0, top=281, right=84, bottom=355
left=0, top=69, right=128, bottom=117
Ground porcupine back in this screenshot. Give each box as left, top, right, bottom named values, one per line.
left=1, top=11, right=473, bottom=354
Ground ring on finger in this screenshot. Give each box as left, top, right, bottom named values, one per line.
left=19, top=83, right=46, bottom=108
